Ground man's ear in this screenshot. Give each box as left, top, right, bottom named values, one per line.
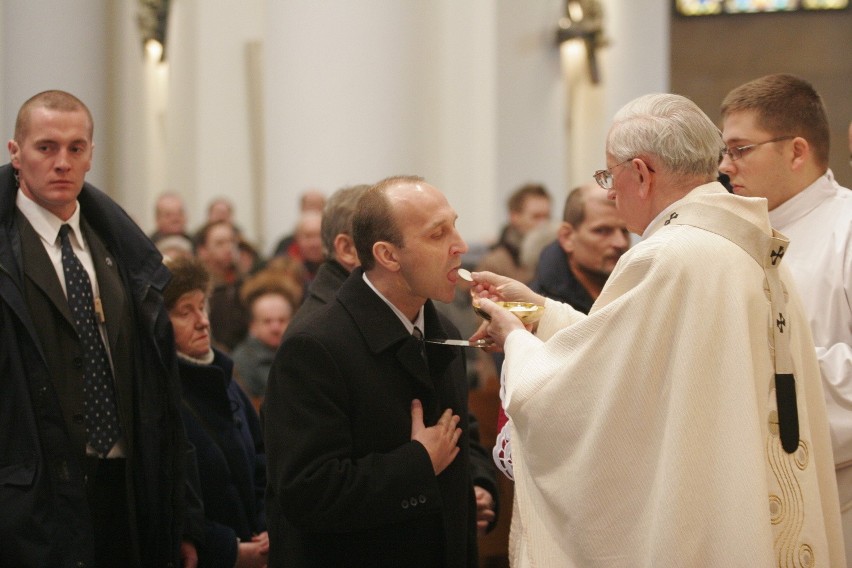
left=789, top=136, right=810, bottom=171
left=636, top=158, right=653, bottom=199
left=7, top=140, right=20, bottom=167
left=557, top=222, right=575, bottom=254
left=334, top=234, right=359, bottom=269
left=372, top=241, right=400, bottom=272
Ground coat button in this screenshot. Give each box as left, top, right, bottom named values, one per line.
left=409, top=497, right=418, bottom=507
left=35, top=386, right=48, bottom=406
left=401, top=499, right=409, bottom=509
left=418, top=494, right=427, bottom=504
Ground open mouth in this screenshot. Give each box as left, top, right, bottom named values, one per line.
left=450, top=267, right=472, bottom=284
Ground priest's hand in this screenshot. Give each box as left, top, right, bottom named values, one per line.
left=470, top=270, right=545, bottom=306
left=474, top=297, right=526, bottom=349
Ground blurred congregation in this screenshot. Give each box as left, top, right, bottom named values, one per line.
left=1, top=2, right=851, bottom=568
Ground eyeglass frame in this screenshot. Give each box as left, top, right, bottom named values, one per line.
left=721, top=135, right=795, bottom=162
left=593, top=158, right=655, bottom=190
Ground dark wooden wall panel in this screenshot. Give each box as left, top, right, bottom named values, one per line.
left=671, top=10, right=852, bottom=189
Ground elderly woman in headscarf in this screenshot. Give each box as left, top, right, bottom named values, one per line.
left=163, top=256, right=268, bottom=568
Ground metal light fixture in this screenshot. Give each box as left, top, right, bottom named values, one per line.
left=137, top=0, right=171, bottom=62
left=556, top=0, right=607, bottom=84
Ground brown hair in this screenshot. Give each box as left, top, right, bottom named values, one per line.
left=507, top=183, right=550, bottom=214
left=721, top=74, right=830, bottom=168
left=193, top=220, right=234, bottom=250
left=163, top=257, right=211, bottom=311
left=239, top=265, right=302, bottom=317
left=352, top=175, right=422, bottom=271
left=15, top=90, right=94, bottom=142
left=321, top=184, right=370, bottom=259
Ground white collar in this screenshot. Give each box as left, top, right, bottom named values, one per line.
left=361, top=272, right=426, bottom=335
left=16, top=189, right=85, bottom=248
left=768, top=170, right=837, bottom=229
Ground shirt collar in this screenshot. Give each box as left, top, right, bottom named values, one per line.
left=361, top=272, right=426, bottom=335
left=768, top=170, right=836, bottom=229
left=16, top=189, right=84, bottom=248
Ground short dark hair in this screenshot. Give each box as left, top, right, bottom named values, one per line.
left=562, top=186, right=589, bottom=226
left=352, top=175, right=422, bottom=271
left=321, top=184, right=370, bottom=259
left=193, top=220, right=234, bottom=250
left=562, top=185, right=614, bottom=227
left=239, top=268, right=301, bottom=317
left=15, top=90, right=94, bottom=142
left=163, top=257, right=211, bottom=311
left=721, top=74, right=830, bottom=168
left=507, top=183, right=550, bottom=214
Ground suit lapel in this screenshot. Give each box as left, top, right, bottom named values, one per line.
left=338, top=271, right=435, bottom=393
left=16, top=210, right=75, bottom=327
left=396, top=336, right=433, bottom=391
left=337, top=271, right=462, bottom=396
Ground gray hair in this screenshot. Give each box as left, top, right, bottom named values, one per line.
left=607, top=93, right=722, bottom=180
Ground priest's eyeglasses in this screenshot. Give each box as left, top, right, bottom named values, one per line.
left=721, top=135, right=794, bottom=162
left=593, top=158, right=654, bottom=190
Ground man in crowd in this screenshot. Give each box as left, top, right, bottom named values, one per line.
left=232, top=285, right=296, bottom=407
left=290, top=210, right=325, bottom=283
left=472, top=93, right=844, bottom=566
left=0, top=90, right=195, bottom=566
left=286, top=184, right=368, bottom=326
left=196, top=219, right=249, bottom=350
left=493, top=184, right=630, bottom=479
left=720, top=73, right=852, bottom=559
left=272, top=187, right=327, bottom=257
left=531, top=184, right=630, bottom=312
left=475, top=182, right=551, bottom=283
left=150, top=190, right=190, bottom=242
left=281, top=182, right=499, bottom=534
left=265, top=176, right=488, bottom=566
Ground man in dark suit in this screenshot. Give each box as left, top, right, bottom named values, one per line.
left=282, top=181, right=499, bottom=535
left=0, top=90, right=194, bottom=566
left=265, top=176, right=482, bottom=567
left=286, top=183, right=369, bottom=327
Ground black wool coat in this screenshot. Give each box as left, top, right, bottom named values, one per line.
left=264, top=268, right=479, bottom=568
left=0, top=163, right=187, bottom=567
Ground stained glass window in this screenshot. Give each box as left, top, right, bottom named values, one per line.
left=676, top=0, right=847, bottom=14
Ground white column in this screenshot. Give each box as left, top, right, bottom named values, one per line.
left=565, top=0, right=670, bottom=190
left=0, top=0, right=110, bottom=188
left=166, top=0, right=265, bottom=241
left=495, top=0, right=569, bottom=220
left=108, top=0, right=165, bottom=229
left=262, top=0, right=501, bottom=250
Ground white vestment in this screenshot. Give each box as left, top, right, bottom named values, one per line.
left=768, top=171, right=852, bottom=560
left=502, top=183, right=845, bottom=567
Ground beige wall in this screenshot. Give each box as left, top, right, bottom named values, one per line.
left=671, top=9, right=852, bottom=189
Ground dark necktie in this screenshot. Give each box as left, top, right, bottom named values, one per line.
left=58, top=224, right=122, bottom=456
left=412, top=326, right=428, bottom=367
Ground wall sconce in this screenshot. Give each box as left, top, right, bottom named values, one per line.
left=137, top=0, right=171, bottom=62
left=556, top=0, right=607, bottom=84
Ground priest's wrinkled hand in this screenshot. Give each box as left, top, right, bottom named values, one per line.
left=477, top=297, right=526, bottom=348
left=470, top=270, right=545, bottom=306
left=469, top=319, right=501, bottom=353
